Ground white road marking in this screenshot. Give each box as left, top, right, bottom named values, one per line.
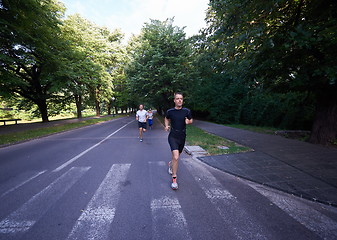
left=53, top=120, right=133, bottom=172
left=149, top=161, right=192, bottom=240
left=66, top=164, right=131, bottom=240
left=182, top=157, right=271, bottom=240
left=0, top=167, right=89, bottom=235
left=250, top=183, right=337, bottom=240
left=0, top=170, right=46, bottom=198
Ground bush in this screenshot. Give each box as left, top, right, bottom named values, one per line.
left=240, top=91, right=315, bottom=130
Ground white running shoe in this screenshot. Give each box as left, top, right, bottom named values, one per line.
left=171, top=181, right=178, bottom=190
left=168, top=161, right=173, bottom=175
left=140, top=139, right=143, bottom=142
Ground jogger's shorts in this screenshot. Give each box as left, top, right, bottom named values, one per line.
left=138, top=121, right=147, bottom=129
left=168, top=131, right=186, bottom=153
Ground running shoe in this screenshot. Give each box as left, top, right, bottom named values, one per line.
left=168, top=161, right=173, bottom=175
left=171, top=177, right=178, bottom=190
left=140, top=138, right=143, bottom=142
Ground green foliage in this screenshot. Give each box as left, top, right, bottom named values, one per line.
left=0, top=0, right=68, bottom=121
left=240, top=91, right=315, bottom=130
left=190, top=0, right=337, bottom=144
left=126, top=19, right=193, bottom=112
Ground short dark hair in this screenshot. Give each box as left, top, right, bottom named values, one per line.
left=174, top=92, right=183, bottom=98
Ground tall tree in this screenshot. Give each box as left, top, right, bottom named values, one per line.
left=61, top=14, right=124, bottom=117
left=126, top=19, right=193, bottom=113
left=205, top=0, right=337, bottom=145
left=0, top=0, right=67, bottom=122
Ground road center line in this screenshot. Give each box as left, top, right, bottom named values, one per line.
left=53, top=120, right=133, bottom=172
left=1, top=170, right=47, bottom=198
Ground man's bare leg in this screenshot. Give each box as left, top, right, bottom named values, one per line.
left=171, top=150, right=180, bottom=177
left=139, top=128, right=143, bottom=139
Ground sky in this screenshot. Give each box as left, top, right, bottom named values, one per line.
left=60, top=0, right=210, bottom=41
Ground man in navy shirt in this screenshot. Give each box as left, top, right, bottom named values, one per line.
left=165, top=92, right=193, bottom=190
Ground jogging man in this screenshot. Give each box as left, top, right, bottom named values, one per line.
left=136, top=104, right=148, bottom=142
left=165, top=92, right=193, bottom=189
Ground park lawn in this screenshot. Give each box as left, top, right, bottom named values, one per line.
left=0, top=115, right=120, bottom=146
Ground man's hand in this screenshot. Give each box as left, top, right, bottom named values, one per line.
left=165, top=125, right=170, bottom=131
left=185, top=118, right=193, bottom=125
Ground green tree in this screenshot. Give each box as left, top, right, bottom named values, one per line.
left=0, top=0, right=68, bottom=122
left=126, top=19, right=193, bottom=113
left=203, top=0, right=337, bottom=145
left=60, top=14, right=124, bottom=117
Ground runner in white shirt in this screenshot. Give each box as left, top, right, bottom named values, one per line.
left=136, top=104, right=148, bottom=142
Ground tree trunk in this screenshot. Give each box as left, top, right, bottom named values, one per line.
left=309, top=90, right=337, bottom=145
left=107, top=101, right=112, bottom=115
left=36, top=99, right=49, bottom=122
left=95, top=99, right=101, bottom=117
left=75, top=94, right=82, bottom=118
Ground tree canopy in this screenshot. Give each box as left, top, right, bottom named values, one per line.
left=125, top=18, right=193, bottom=113
left=0, top=0, right=67, bottom=122
left=189, top=0, right=337, bottom=144
left=1, top=0, right=336, bottom=145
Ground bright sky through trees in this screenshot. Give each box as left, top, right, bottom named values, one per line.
left=60, top=0, right=209, bottom=40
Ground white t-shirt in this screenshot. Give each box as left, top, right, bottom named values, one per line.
left=136, top=110, right=148, bottom=122
left=148, top=112, right=153, bottom=120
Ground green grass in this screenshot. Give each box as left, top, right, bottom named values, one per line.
left=186, top=124, right=251, bottom=155
left=157, top=115, right=251, bottom=155
left=223, top=124, right=280, bottom=135
left=0, top=115, right=120, bottom=146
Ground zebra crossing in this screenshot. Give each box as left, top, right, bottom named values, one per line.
left=0, top=157, right=336, bottom=240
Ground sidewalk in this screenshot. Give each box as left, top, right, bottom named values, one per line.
left=192, top=120, right=337, bottom=207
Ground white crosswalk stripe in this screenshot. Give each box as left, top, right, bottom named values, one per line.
left=66, top=164, right=131, bottom=240
left=182, top=157, right=272, bottom=240
left=0, top=167, right=89, bottom=236
left=249, top=182, right=337, bottom=240
left=149, top=161, right=192, bottom=240
left=0, top=158, right=336, bottom=240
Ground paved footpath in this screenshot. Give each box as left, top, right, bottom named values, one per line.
left=192, top=120, right=337, bottom=206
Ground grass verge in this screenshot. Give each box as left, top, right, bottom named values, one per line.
left=0, top=115, right=120, bottom=146
left=186, top=124, right=251, bottom=155
left=157, top=115, right=251, bottom=155
left=223, top=124, right=280, bottom=135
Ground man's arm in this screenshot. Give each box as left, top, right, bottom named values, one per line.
left=164, top=117, right=170, bottom=131
left=185, top=109, right=193, bottom=124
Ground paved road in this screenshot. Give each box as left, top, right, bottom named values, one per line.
left=0, top=117, right=336, bottom=240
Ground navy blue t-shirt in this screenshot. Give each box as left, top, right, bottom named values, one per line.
left=166, top=107, right=192, bottom=132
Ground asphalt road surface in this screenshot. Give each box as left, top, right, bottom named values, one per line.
left=0, top=116, right=336, bottom=240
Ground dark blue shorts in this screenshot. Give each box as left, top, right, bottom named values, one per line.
left=138, top=121, right=147, bottom=129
